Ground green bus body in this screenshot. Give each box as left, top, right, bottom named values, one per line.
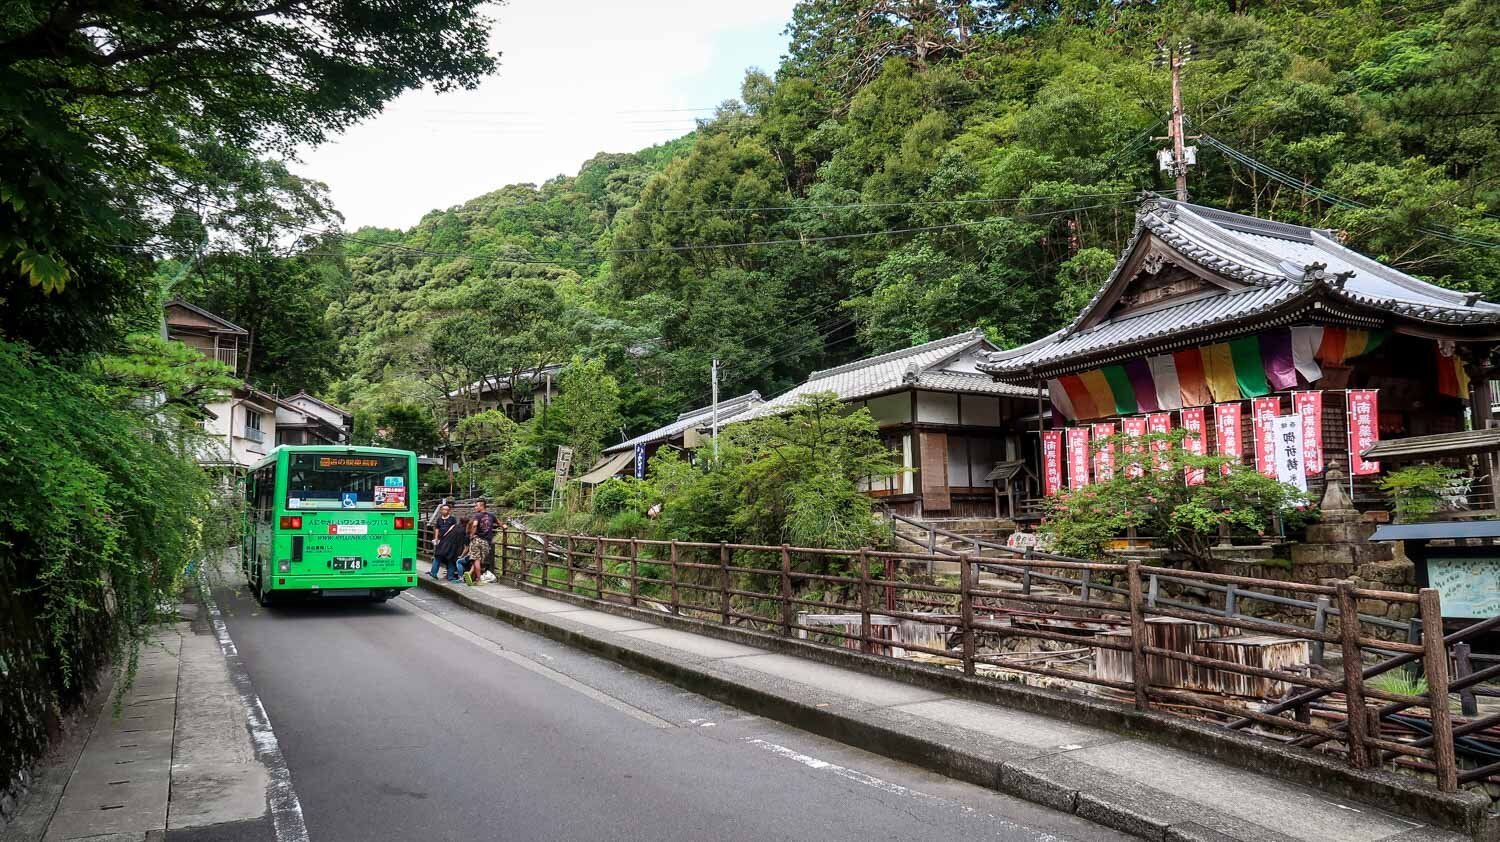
left=242, top=445, right=420, bottom=604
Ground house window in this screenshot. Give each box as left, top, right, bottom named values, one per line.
left=244, top=409, right=265, bottom=443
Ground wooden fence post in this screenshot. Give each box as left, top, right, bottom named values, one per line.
left=499, top=526, right=509, bottom=577
left=594, top=538, right=605, bottom=599
left=1127, top=558, right=1150, bottom=710
left=1455, top=642, right=1479, bottom=716
left=858, top=548, right=873, bottom=655
left=1311, top=597, right=1330, bottom=666
left=668, top=540, right=680, bottom=615
left=628, top=538, right=639, bottom=607
left=960, top=554, right=976, bottom=677
left=780, top=544, right=794, bottom=637
left=564, top=534, right=575, bottom=592
left=538, top=533, right=548, bottom=588
left=1419, top=588, right=1458, bottom=792
left=719, top=543, right=731, bottom=625
left=1336, top=581, right=1372, bottom=769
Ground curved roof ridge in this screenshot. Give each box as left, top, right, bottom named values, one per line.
left=806, top=328, right=984, bottom=381
left=1309, top=230, right=1499, bottom=311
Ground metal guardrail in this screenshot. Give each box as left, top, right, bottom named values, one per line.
left=493, top=527, right=1497, bottom=793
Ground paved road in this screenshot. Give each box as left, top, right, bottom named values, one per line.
left=207, top=573, right=1131, bottom=842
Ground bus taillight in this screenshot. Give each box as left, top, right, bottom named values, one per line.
left=279, top=515, right=303, bottom=530
left=394, top=517, right=414, bottom=530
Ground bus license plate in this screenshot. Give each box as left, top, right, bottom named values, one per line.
left=331, top=557, right=364, bottom=571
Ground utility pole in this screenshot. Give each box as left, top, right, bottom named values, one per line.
left=1155, top=40, right=1196, bottom=202
left=710, top=358, right=720, bottom=464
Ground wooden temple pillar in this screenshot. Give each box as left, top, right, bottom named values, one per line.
left=1466, top=349, right=1500, bottom=507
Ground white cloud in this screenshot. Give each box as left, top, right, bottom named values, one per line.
left=294, top=0, right=796, bottom=231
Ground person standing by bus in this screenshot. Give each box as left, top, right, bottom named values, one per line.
left=465, top=499, right=496, bottom=584
left=430, top=503, right=466, bottom=581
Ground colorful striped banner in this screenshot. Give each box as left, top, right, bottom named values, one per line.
left=1174, top=347, right=1213, bottom=406
left=1101, top=365, right=1139, bottom=415
left=1229, top=336, right=1270, bottom=397
left=1203, top=343, right=1240, bottom=402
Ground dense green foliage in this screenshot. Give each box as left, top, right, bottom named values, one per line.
left=329, top=0, right=1500, bottom=481
left=1, top=0, right=496, bottom=355
left=0, top=338, right=228, bottom=688
left=534, top=393, right=898, bottom=552
left=1041, top=431, right=1312, bottom=564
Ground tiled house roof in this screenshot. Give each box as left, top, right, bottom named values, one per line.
left=604, top=392, right=763, bottom=454
left=737, top=330, right=1040, bottom=422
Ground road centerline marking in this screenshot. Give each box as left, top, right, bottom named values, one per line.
left=396, top=594, right=674, bottom=729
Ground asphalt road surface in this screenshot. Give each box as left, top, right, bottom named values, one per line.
left=207, top=573, right=1131, bottom=842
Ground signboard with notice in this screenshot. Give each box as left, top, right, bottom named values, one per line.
left=1425, top=556, right=1500, bottom=619
left=553, top=446, right=574, bottom=491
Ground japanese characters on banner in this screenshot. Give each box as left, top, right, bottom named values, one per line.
left=1041, top=430, right=1063, bottom=496
left=1347, top=389, right=1382, bottom=475
left=1271, top=415, right=1309, bottom=493
left=1214, top=402, right=1244, bottom=475
left=1066, top=427, right=1091, bottom=489
left=1181, top=407, right=1207, bottom=486
left=1091, top=422, right=1116, bottom=482
left=1147, top=412, right=1172, bottom=472
left=1292, top=391, right=1324, bottom=476
left=1250, top=396, right=1282, bottom=478
left=1039, top=388, right=1379, bottom=496
left=1122, top=416, right=1148, bottom=478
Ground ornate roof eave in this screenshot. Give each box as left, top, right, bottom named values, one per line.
left=1057, top=195, right=1290, bottom=339
left=983, top=281, right=1500, bottom=383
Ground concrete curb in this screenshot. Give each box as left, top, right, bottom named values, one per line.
left=419, top=576, right=1496, bottom=842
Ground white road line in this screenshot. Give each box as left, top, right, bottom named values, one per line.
left=744, top=738, right=1064, bottom=842
left=198, top=567, right=310, bottom=842
left=396, top=594, right=674, bottom=729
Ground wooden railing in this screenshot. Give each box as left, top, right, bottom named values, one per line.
left=492, top=527, right=1500, bottom=794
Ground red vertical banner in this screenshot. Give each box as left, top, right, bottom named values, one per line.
left=1041, top=430, right=1064, bottom=495
left=1122, top=416, right=1147, bottom=478
left=1347, top=389, right=1381, bottom=476
left=1091, top=422, right=1116, bottom=482
left=1293, top=391, right=1324, bottom=476
left=1251, top=396, right=1282, bottom=478
left=1181, top=406, right=1207, bottom=486
left=1214, top=402, right=1244, bottom=475
left=1147, top=412, right=1172, bottom=472
left=1066, top=428, right=1091, bottom=489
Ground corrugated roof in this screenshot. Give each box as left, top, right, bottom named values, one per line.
left=604, top=392, right=763, bottom=453
left=979, top=196, right=1500, bottom=377
left=736, top=330, right=1040, bottom=422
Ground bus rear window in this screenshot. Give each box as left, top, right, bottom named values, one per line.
left=285, top=454, right=412, bottom=511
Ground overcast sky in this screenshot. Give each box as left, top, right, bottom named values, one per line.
left=294, top=0, right=798, bottom=231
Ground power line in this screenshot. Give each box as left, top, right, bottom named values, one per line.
left=1194, top=130, right=1500, bottom=249
left=634, top=190, right=1139, bottom=215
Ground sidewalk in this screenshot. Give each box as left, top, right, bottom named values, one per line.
left=3, top=589, right=274, bottom=842
left=421, top=575, right=1489, bottom=842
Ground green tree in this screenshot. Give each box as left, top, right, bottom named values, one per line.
left=1, top=0, right=497, bottom=351
left=550, top=357, right=622, bottom=468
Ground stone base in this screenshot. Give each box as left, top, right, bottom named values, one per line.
left=1290, top=540, right=1393, bottom=569
left=1305, top=520, right=1377, bottom=544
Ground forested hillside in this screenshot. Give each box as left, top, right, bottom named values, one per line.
left=328, top=0, right=1499, bottom=456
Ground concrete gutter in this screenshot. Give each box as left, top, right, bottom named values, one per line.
left=420, top=575, right=1496, bottom=842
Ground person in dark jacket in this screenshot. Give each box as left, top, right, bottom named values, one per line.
left=429, top=504, right=466, bottom=581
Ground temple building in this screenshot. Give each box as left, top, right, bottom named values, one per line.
left=978, top=196, right=1500, bottom=511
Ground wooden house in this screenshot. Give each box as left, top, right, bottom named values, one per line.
left=735, top=330, right=1043, bottom=519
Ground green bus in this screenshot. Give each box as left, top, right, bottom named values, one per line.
left=242, top=445, right=420, bottom=605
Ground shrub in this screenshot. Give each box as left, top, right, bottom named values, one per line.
left=1380, top=464, right=1471, bottom=522
left=1042, top=429, right=1313, bottom=565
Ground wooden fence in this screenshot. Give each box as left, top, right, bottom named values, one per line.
left=492, top=528, right=1500, bottom=794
